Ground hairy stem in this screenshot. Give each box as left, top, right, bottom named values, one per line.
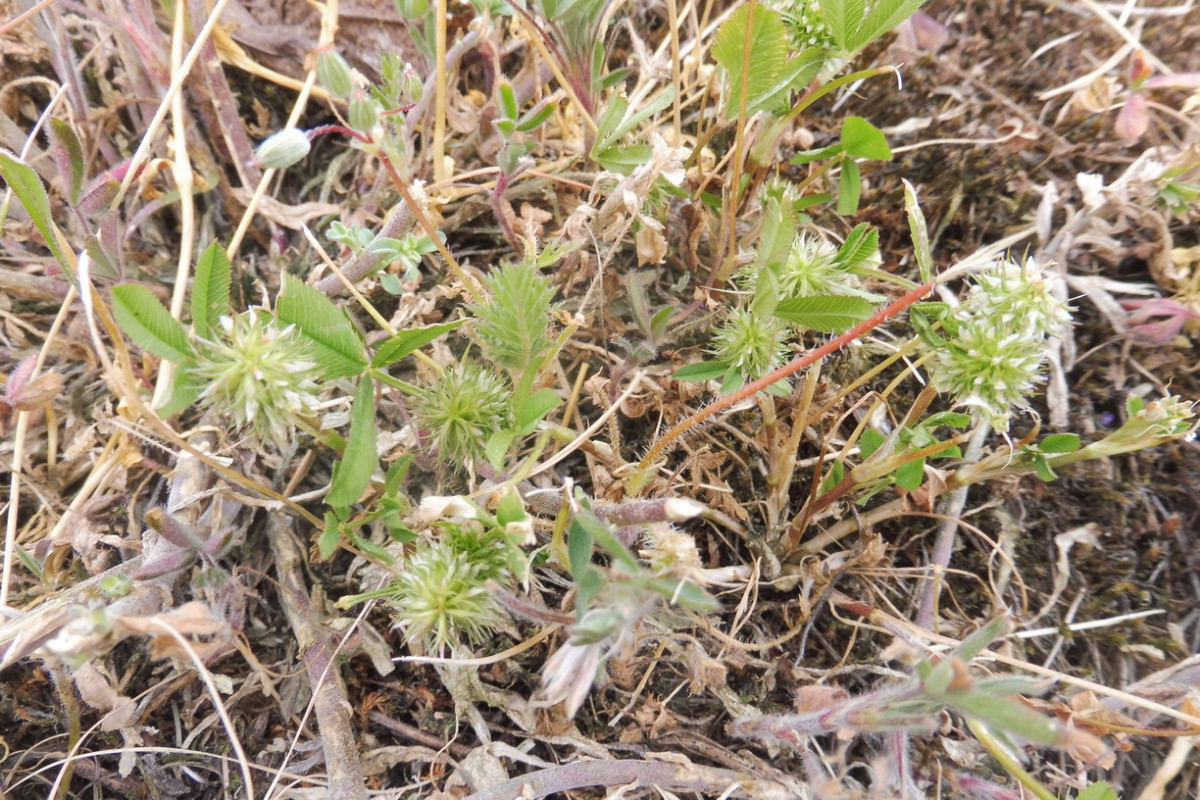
left=634, top=281, right=934, bottom=490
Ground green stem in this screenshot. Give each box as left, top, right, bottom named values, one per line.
left=966, top=717, right=1058, bottom=800
left=783, top=65, right=897, bottom=126
left=367, top=368, right=421, bottom=395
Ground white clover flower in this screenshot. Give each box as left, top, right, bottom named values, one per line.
left=930, top=257, right=1072, bottom=431
left=188, top=311, right=321, bottom=446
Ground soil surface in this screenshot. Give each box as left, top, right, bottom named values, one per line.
left=1, top=1, right=1199, bottom=799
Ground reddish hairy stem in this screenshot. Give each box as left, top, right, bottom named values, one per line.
left=634, top=281, right=934, bottom=483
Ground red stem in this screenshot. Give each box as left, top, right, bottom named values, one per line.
left=635, top=281, right=935, bottom=479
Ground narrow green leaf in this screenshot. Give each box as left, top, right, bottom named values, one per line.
left=948, top=690, right=1064, bottom=746
left=790, top=143, right=845, bottom=165
left=351, top=531, right=395, bottom=563
left=596, top=68, right=632, bottom=92
left=567, top=507, right=595, bottom=581
left=774, top=295, right=875, bottom=332
left=517, top=100, right=557, bottom=132
left=904, top=179, right=933, bottom=283
left=836, top=224, right=878, bottom=269
left=592, top=92, right=629, bottom=154
left=370, top=319, right=465, bottom=368
left=1075, top=782, right=1118, bottom=800
left=859, top=428, right=886, bottom=458
left=277, top=274, right=367, bottom=379
left=591, top=87, right=674, bottom=156
left=516, top=387, right=561, bottom=434
left=327, top=378, right=377, bottom=507
left=593, top=143, right=654, bottom=174
left=192, top=242, right=231, bottom=340
left=157, top=364, right=205, bottom=417
left=1033, top=456, right=1057, bottom=482
left=838, top=157, right=861, bottom=215
left=495, top=486, right=527, bottom=528
left=842, top=116, right=892, bottom=160
left=675, top=361, right=731, bottom=382
left=48, top=119, right=85, bottom=205
left=759, top=197, right=796, bottom=270
left=953, top=615, right=1008, bottom=662
left=750, top=262, right=781, bottom=320
left=650, top=306, right=674, bottom=340
left=318, top=511, right=342, bottom=560
left=384, top=454, right=414, bottom=497
left=112, top=284, right=193, bottom=362
left=628, top=270, right=655, bottom=334
left=571, top=491, right=638, bottom=570
left=83, top=235, right=119, bottom=280
left=820, top=460, right=845, bottom=493
left=485, top=427, right=519, bottom=468
left=499, top=82, right=518, bottom=121
left=0, top=148, right=73, bottom=279
left=712, top=5, right=789, bottom=119
left=923, top=411, right=972, bottom=428
left=646, top=577, right=720, bottom=611
left=719, top=367, right=745, bottom=394
left=747, top=48, right=825, bottom=117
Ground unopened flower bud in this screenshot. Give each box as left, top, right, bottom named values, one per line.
left=348, top=95, right=381, bottom=133
left=401, top=62, right=424, bottom=102
left=317, top=51, right=354, bottom=99
left=253, top=128, right=311, bottom=170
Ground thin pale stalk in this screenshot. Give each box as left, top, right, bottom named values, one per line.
left=916, top=419, right=989, bottom=629
left=966, top=718, right=1057, bottom=800
left=433, top=0, right=448, bottom=184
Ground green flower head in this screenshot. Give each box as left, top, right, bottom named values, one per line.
left=389, top=541, right=502, bottom=652
left=711, top=308, right=790, bottom=379
left=188, top=310, right=320, bottom=446
left=930, top=257, right=1072, bottom=431
left=412, top=361, right=512, bottom=462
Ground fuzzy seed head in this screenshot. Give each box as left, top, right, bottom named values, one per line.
left=389, top=541, right=501, bottom=652
left=711, top=309, right=789, bottom=379
left=189, top=311, right=320, bottom=446
left=774, top=1, right=837, bottom=50
left=930, top=257, right=1072, bottom=431
left=412, top=361, right=512, bottom=462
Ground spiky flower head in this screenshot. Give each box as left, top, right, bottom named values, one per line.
left=710, top=308, right=790, bottom=379
left=388, top=540, right=501, bottom=652
left=930, top=257, right=1072, bottom=431
left=775, top=0, right=837, bottom=51
left=412, top=361, right=512, bottom=462
left=738, top=233, right=863, bottom=298
left=188, top=310, right=320, bottom=446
